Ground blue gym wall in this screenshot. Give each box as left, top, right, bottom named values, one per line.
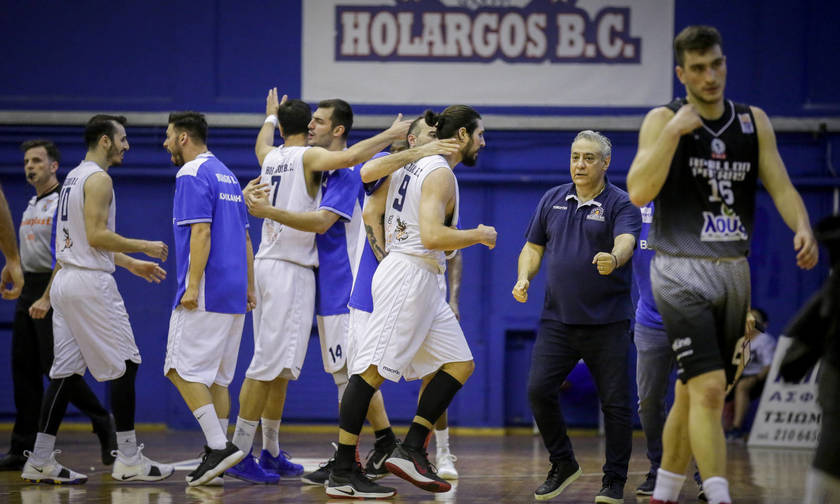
left=0, top=1, right=837, bottom=429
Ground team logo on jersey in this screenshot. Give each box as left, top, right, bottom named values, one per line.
left=394, top=218, right=408, bottom=241
left=585, top=207, right=605, bottom=222
left=700, top=203, right=748, bottom=242
left=61, top=227, right=73, bottom=251
left=738, top=113, right=755, bottom=134
left=711, top=138, right=726, bottom=160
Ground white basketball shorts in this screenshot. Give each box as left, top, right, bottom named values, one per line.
left=318, top=313, right=349, bottom=376
left=246, top=258, right=315, bottom=381
left=50, top=266, right=141, bottom=381
left=346, top=307, right=370, bottom=373
left=350, top=252, right=472, bottom=382
left=165, top=305, right=244, bottom=387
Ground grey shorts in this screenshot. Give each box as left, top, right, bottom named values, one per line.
left=650, top=253, right=750, bottom=385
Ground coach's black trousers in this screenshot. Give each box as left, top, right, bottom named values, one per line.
left=527, top=319, right=633, bottom=481
left=8, top=272, right=109, bottom=455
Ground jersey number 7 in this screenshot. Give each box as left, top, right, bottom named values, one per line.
left=392, top=175, right=412, bottom=211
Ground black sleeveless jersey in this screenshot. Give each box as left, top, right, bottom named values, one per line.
left=649, top=98, right=760, bottom=258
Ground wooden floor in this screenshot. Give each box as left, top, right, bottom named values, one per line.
left=0, top=427, right=813, bottom=503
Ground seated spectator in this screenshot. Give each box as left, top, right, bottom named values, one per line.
left=727, top=308, right=776, bottom=441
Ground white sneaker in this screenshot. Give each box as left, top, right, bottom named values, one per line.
left=435, top=451, right=458, bottom=480
left=111, top=445, right=174, bottom=482
left=21, top=450, right=87, bottom=484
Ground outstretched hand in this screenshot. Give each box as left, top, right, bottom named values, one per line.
left=128, top=259, right=166, bottom=284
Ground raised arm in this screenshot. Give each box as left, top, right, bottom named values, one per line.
left=84, top=173, right=168, bottom=260
left=418, top=168, right=496, bottom=251
left=360, top=139, right=460, bottom=183
left=753, top=106, right=818, bottom=269
left=627, top=105, right=701, bottom=206
left=256, top=87, right=284, bottom=166
left=0, top=186, right=23, bottom=299
left=303, top=115, right=412, bottom=173
left=512, top=242, right=545, bottom=303
left=362, top=177, right=390, bottom=261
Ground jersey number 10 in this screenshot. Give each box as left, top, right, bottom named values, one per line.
left=58, top=186, right=72, bottom=222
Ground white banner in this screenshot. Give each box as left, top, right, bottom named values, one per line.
left=302, top=0, right=674, bottom=107
left=748, top=336, right=821, bottom=449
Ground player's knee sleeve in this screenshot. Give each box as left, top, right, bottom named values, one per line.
left=416, top=370, right=462, bottom=425
left=339, top=375, right=376, bottom=436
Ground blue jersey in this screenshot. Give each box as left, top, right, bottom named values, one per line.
left=172, top=152, right=249, bottom=314
left=348, top=152, right=390, bottom=313
left=632, top=202, right=664, bottom=330
left=315, top=163, right=365, bottom=316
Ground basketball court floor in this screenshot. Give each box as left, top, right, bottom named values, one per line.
left=0, top=425, right=811, bottom=503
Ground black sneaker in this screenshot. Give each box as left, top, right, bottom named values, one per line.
left=636, top=470, right=656, bottom=495
left=384, top=443, right=450, bottom=493
left=326, top=462, right=397, bottom=499
left=0, top=452, right=26, bottom=471
left=185, top=442, right=244, bottom=487
left=595, top=474, right=625, bottom=503
left=92, top=413, right=117, bottom=466
left=534, top=460, right=582, bottom=501
left=364, top=440, right=397, bottom=480
left=301, top=456, right=335, bottom=485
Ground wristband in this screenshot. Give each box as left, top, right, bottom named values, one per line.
left=264, top=114, right=278, bottom=127
left=610, top=253, right=618, bottom=267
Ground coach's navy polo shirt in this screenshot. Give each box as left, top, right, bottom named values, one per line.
left=525, top=178, right=641, bottom=325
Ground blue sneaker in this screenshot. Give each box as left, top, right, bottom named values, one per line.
left=259, top=449, right=304, bottom=477
left=225, top=453, right=280, bottom=484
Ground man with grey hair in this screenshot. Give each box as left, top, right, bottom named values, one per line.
left=513, top=130, right=641, bottom=503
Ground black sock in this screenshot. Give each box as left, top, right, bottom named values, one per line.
left=404, top=371, right=462, bottom=450
left=374, top=427, right=396, bottom=450
left=110, top=361, right=138, bottom=432
left=403, top=423, right=431, bottom=451
left=39, top=376, right=80, bottom=435
left=335, top=443, right=357, bottom=472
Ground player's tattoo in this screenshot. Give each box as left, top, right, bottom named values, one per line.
left=365, top=223, right=386, bottom=262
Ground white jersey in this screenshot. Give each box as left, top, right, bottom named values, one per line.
left=19, top=188, right=59, bottom=273
left=255, top=145, right=320, bottom=267
left=384, top=155, right=459, bottom=271
left=55, top=161, right=115, bottom=272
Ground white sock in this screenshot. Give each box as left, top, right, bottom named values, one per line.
left=702, top=476, right=731, bottom=504
left=31, top=433, right=56, bottom=463
left=219, top=418, right=229, bottom=437
left=261, top=418, right=281, bottom=457
left=116, top=430, right=138, bottom=458
left=805, top=467, right=840, bottom=504
left=232, top=417, right=259, bottom=455
left=652, top=468, right=685, bottom=502
left=193, top=404, right=227, bottom=450
left=435, top=427, right=450, bottom=453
